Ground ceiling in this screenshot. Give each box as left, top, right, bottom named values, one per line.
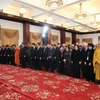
left=0, top=0, right=100, bottom=33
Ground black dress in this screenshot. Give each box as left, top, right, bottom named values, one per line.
left=58, top=51, right=64, bottom=74
left=85, top=49, right=95, bottom=81
left=63, top=51, right=71, bottom=76
left=81, top=48, right=87, bottom=78
left=71, top=49, right=81, bottom=78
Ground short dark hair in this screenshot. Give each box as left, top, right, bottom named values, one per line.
left=37, top=42, right=41, bottom=45
left=88, top=43, right=94, bottom=49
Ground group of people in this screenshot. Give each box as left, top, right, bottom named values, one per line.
left=0, top=41, right=100, bottom=84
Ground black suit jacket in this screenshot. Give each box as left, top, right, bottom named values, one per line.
left=43, top=47, right=48, bottom=59
left=81, top=48, right=87, bottom=62
left=31, top=47, right=36, bottom=59
left=35, top=47, right=42, bottom=59
left=48, top=48, right=56, bottom=59
left=20, top=46, right=27, bottom=58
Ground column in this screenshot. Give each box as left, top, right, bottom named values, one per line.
left=60, top=30, right=65, bottom=44
left=23, top=22, right=30, bottom=44
left=72, top=32, right=76, bottom=45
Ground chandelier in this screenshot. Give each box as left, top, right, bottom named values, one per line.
left=90, top=15, right=100, bottom=26
left=72, top=3, right=90, bottom=20
left=42, top=0, right=64, bottom=9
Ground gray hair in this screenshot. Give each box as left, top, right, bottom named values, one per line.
left=60, top=47, right=64, bottom=51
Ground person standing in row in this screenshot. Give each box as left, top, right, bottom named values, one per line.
left=93, top=41, right=100, bottom=84
left=35, top=43, right=42, bottom=70
left=48, top=45, right=56, bottom=72
left=20, top=43, right=27, bottom=68
left=27, top=43, right=33, bottom=68
left=63, top=46, right=71, bottom=76
left=58, top=47, right=64, bottom=74
left=71, top=45, right=82, bottom=78
left=31, top=43, right=36, bottom=69
left=55, top=43, right=61, bottom=71
left=15, top=46, right=20, bottom=66
left=42, top=44, right=49, bottom=71
left=81, top=42, right=87, bottom=78
left=85, top=43, right=95, bottom=82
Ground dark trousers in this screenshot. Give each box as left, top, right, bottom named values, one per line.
left=55, top=58, right=59, bottom=70
left=28, top=57, right=33, bottom=68
left=21, top=57, right=26, bottom=68
left=64, top=61, right=71, bottom=76
left=72, top=62, right=80, bottom=78
left=6, top=56, right=11, bottom=64
left=0, top=56, right=2, bottom=63
left=48, top=58, right=54, bottom=72
left=82, top=62, right=86, bottom=78
left=86, top=64, right=95, bottom=81
left=36, top=59, right=42, bottom=70
left=58, top=60, right=64, bottom=74
left=44, top=58, right=49, bottom=71
left=11, top=56, right=15, bottom=65
left=2, top=55, right=6, bottom=64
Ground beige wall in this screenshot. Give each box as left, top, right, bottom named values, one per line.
left=0, top=19, right=23, bottom=46
left=1, top=19, right=99, bottom=45
left=76, top=34, right=100, bottom=45
left=65, top=32, right=72, bottom=44
left=51, top=29, right=60, bottom=43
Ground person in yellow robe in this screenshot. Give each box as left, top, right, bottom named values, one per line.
left=93, top=41, right=100, bottom=84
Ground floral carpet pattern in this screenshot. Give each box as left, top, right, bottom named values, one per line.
left=0, top=64, right=100, bottom=100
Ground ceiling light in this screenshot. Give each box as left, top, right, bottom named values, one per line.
left=65, top=22, right=70, bottom=25
left=72, top=3, right=90, bottom=20
left=42, top=0, right=65, bottom=9
left=90, top=15, right=100, bottom=26
left=78, top=26, right=82, bottom=29
left=20, top=6, right=26, bottom=14
left=48, top=15, right=53, bottom=20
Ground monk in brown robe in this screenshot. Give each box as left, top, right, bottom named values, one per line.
left=15, top=47, right=20, bottom=66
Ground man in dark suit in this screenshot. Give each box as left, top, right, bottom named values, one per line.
left=48, top=45, right=56, bottom=72
left=5, top=45, right=11, bottom=64
left=10, top=44, right=16, bottom=65
left=20, top=43, right=27, bottom=68
left=27, top=43, right=33, bottom=68
left=81, top=42, right=87, bottom=78
left=42, top=44, right=49, bottom=71
left=35, top=42, right=42, bottom=70
left=1, top=45, right=6, bottom=64
left=31, top=43, right=36, bottom=69
left=55, top=43, right=61, bottom=71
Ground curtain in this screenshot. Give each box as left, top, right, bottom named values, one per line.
left=0, top=28, right=19, bottom=46
left=30, top=32, right=42, bottom=44
left=82, top=38, right=92, bottom=43
left=65, top=37, right=70, bottom=45
left=51, top=34, right=58, bottom=44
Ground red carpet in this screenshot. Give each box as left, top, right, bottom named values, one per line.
left=0, top=64, right=100, bottom=100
